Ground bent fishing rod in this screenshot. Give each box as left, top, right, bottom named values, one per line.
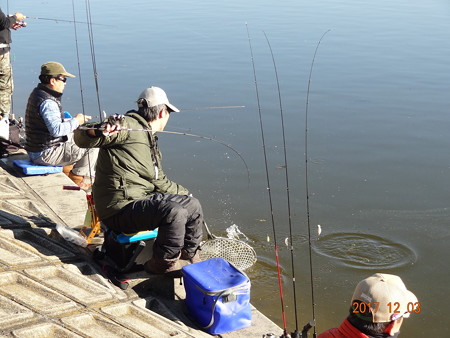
left=70, top=1, right=250, bottom=187
left=304, top=29, right=331, bottom=338
left=245, top=23, right=289, bottom=338
left=78, top=125, right=251, bottom=186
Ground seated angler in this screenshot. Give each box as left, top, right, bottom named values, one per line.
left=74, top=86, right=204, bottom=275
left=24, top=61, right=98, bottom=189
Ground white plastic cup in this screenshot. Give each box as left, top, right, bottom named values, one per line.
left=55, top=223, right=87, bottom=247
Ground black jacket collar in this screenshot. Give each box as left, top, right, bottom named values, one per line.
left=37, top=83, right=63, bottom=99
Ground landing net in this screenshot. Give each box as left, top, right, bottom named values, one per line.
left=199, top=238, right=257, bottom=271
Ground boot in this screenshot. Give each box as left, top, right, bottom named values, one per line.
left=180, top=249, right=201, bottom=264
left=144, top=254, right=182, bottom=277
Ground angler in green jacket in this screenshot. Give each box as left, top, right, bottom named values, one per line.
left=74, top=86, right=203, bottom=275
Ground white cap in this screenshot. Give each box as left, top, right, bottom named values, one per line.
left=352, top=273, right=418, bottom=323
left=137, top=86, right=179, bottom=112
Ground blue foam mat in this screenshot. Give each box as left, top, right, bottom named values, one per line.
left=13, top=159, right=63, bottom=175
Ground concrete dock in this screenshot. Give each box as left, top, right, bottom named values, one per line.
left=0, top=153, right=282, bottom=337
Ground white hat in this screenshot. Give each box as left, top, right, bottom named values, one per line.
left=352, top=273, right=418, bottom=323
left=137, top=86, right=179, bottom=112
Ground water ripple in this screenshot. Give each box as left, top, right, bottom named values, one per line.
left=313, top=232, right=417, bottom=269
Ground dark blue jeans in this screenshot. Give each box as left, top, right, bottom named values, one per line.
left=102, top=193, right=204, bottom=259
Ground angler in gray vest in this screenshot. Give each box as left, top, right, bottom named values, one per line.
left=74, top=86, right=203, bottom=276
left=25, top=61, right=98, bottom=189
left=0, top=8, right=26, bottom=120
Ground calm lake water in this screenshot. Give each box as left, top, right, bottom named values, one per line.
left=6, top=0, right=450, bottom=336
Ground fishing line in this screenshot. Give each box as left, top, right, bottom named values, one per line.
left=85, top=0, right=102, bottom=116
left=73, top=2, right=250, bottom=189
left=92, top=106, right=244, bottom=118
left=181, top=105, right=245, bottom=111
left=78, top=126, right=251, bottom=186
left=304, top=30, right=330, bottom=338
left=263, top=31, right=301, bottom=337
left=245, top=23, right=289, bottom=337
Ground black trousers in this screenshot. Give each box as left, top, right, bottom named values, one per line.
left=103, top=193, right=204, bottom=259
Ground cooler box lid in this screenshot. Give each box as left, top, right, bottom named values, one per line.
left=182, top=257, right=249, bottom=292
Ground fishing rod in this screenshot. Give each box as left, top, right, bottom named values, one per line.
left=26, top=16, right=111, bottom=26
left=245, top=23, right=289, bottom=338
left=84, top=106, right=245, bottom=118
left=78, top=125, right=251, bottom=186
left=85, top=0, right=103, bottom=116
left=71, top=0, right=87, bottom=117
left=304, top=30, right=331, bottom=338
left=263, top=31, right=303, bottom=338
left=70, top=2, right=250, bottom=187
left=71, top=0, right=95, bottom=183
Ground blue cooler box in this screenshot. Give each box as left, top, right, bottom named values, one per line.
left=182, top=257, right=252, bottom=334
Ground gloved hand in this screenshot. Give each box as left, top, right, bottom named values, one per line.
left=106, top=114, right=124, bottom=125
left=101, top=114, right=124, bottom=136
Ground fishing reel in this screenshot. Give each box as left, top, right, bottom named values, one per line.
left=11, top=20, right=27, bottom=30
left=262, top=321, right=315, bottom=338
left=105, top=113, right=125, bottom=125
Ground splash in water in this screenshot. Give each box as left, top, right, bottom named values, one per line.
left=226, top=224, right=250, bottom=241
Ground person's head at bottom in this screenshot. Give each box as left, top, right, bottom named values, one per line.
left=347, top=273, right=418, bottom=337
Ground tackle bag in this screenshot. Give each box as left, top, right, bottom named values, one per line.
left=0, top=118, right=23, bottom=157
left=182, top=257, right=252, bottom=334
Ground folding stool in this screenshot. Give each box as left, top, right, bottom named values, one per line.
left=93, top=225, right=158, bottom=289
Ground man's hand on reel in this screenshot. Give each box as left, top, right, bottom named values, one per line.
left=101, top=114, right=124, bottom=136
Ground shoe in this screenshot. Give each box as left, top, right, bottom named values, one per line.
left=144, top=254, right=182, bottom=277
left=68, top=171, right=92, bottom=191
left=180, top=249, right=201, bottom=264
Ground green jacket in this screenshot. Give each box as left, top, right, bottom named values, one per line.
left=74, top=111, right=189, bottom=220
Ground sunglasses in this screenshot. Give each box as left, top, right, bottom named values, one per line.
left=55, top=76, right=67, bottom=83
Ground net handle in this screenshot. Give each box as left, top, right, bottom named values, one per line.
left=203, top=221, right=217, bottom=240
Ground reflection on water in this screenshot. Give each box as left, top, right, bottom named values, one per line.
left=313, top=232, right=417, bottom=269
